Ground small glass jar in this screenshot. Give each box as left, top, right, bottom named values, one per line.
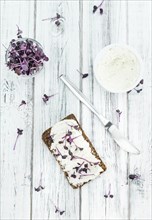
left=5, top=38, right=46, bottom=78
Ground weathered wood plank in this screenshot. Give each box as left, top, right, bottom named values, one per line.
left=127, top=1, right=152, bottom=219
left=81, top=1, right=130, bottom=219
left=0, top=1, right=35, bottom=219
left=31, top=1, right=81, bottom=219
left=1, top=1, right=151, bottom=220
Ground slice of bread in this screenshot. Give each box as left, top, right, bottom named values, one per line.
left=42, top=114, right=106, bottom=189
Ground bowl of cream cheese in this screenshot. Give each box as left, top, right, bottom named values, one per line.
left=93, top=44, right=142, bottom=93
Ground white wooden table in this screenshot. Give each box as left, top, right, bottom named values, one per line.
left=1, top=1, right=151, bottom=219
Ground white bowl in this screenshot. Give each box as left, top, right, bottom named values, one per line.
left=93, top=44, right=143, bottom=93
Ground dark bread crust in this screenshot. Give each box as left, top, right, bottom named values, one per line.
left=42, top=114, right=106, bottom=189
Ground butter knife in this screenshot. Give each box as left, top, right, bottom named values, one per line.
left=60, top=75, right=140, bottom=154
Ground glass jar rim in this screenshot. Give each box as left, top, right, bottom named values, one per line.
left=5, top=37, right=44, bottom=78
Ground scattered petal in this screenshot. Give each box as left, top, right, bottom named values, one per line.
left=104, top=195, right=108, bottom=198
left=104, top=184, right=114, bottom=198
left=42, top=93, right=58, bottom=103
left=100, top=8, right=104, bottom=14
left=34, top=185, right=45, bottom=192
left=19, top=100, right=26, bottom=107
left=127, top=79, right=144, bottom=94
left=77, top=69, right=89, bottom=79
left=129, top=174, right=141, bottom=180
left=82, top=73, right=89, bottom=79
left=93, top=5, right=98, bottom=13
left=116, top=109, right=122, bottom=122
left=64, top=146, right=68, bottom=150
left=71, top=174, right=76, bottom=178
left=92, top=0, right=105, bottom=14
left=13, top=128, right=23, bottom=150
left=17, top=128, right=23, bottom=135
left=60, top=211, right=65, bottom=215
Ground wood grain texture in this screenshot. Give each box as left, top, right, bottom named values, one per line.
left=31, top=1, right=81, bottom=219
left=0, top=0, right=151, bottom=220
left=81, top=1, right=129, bottom=220
left=127, top=2, right=152, bottom=219
left=1, top=1, right=35, bottom=219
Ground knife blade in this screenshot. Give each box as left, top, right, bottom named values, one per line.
left=60, top=75, right=140, bottom=154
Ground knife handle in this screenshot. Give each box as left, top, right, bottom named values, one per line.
left=106, top=123, right=140, bottom=154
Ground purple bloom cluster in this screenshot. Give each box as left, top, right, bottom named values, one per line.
left=6, top=27, right=49, bottom=76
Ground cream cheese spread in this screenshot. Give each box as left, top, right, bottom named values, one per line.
left=95, top=45, right=141, bottom=92
left=50, top=119, right=104, bottom=187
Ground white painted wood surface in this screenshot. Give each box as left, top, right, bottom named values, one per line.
left=1, top=0, right=151, bottom=219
